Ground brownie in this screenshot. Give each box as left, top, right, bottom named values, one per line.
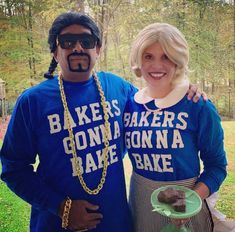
left=177, top=190, right=185, bottom=199
left=172, top=198, right=186, bottom=212
left=157, top=187, right=180, bottom=203
left=157, top=187, right=186, bottom=213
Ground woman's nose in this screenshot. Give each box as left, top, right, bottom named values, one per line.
left=151, top=60, right=163, bottom=69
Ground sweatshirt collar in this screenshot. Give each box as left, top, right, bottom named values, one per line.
left=134, top=80, right=189, bottom=109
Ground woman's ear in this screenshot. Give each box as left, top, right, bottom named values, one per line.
left=134, top=68, right=142, bottom=78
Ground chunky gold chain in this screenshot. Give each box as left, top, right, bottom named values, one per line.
left=61, top=197, right=72, bottom=229
left=58, top=72, right=110, bottom=195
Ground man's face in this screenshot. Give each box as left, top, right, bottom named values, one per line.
left=54, top=24, right=100, bottom=82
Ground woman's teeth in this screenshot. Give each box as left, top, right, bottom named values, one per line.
left=149, top=72, right=165, bottom=78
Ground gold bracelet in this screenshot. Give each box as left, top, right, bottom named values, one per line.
left=62, top=197, right=72, bottom=229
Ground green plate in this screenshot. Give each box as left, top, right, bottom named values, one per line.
left=151, top=185, right=202, bottom=219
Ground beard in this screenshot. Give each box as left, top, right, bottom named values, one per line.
left=67, top=51, right=91, bottom=72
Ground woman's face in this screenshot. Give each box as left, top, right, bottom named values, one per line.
left=141, top=42, right=176, bottom=89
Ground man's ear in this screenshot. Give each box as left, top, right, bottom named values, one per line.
left=96, top=46, right=101, bottom=57
left=53, top=50, right=58, bottom=62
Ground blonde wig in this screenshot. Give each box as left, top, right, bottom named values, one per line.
left=130, top=23, right=189, bottom=85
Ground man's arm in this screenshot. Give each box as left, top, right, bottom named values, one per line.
left=0, top=94, right=64, bottom=215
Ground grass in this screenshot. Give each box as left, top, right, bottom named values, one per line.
left=0, top=139, right=31, bottom=232
left=0, top=121, right=234, bottom=232
left=0, top=180, right=30, bottom=232
left=215, top=121, right=235, bottom=219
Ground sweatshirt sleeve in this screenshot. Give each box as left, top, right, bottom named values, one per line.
left=196, top=100, right=227, bottom=195
left=121, top=81, right=138, bottom=159
left=0, top=93, right=64, bottom=215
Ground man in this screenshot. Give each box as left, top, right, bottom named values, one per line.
left=0, top=12, right=202, bottom=232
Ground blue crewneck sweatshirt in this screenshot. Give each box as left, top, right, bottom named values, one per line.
left=124, top=84, right=227, bottom=195
left=0, top=71, right=137, bottom=232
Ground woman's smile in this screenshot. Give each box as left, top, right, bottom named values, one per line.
left=148, top=72, right=166, bottom=80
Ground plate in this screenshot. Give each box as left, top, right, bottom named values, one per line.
left=151, top=185, right=202, bottom=219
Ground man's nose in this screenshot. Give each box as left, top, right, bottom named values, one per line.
left=73, top=40, right=83, bottom=52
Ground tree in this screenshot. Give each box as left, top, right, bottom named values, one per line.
left=0, top=0, right=234, bottom=117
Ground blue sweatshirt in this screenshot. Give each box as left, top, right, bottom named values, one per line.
left=0, top=72, right=137, bottom=232
left=124, top=83, right=227, bottom=195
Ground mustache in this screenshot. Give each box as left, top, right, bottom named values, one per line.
left=67, top=51, right=91, bottom=73
left=68, top=51, right=89, bottom=57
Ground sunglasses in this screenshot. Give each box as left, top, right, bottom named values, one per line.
left=57, top=33, right=97, bottom=50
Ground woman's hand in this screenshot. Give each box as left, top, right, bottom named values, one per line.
left=193, top=182, right=210, bottom=200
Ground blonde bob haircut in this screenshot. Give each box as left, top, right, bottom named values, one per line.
left=130, top=23, right=189, bottom=85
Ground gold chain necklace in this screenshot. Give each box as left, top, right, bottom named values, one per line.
left=58, top=72, right=110, bottom=195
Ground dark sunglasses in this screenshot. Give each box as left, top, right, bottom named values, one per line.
left=57, top=33, right=97, bottom=50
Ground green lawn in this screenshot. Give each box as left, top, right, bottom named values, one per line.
left=0, top=180, right=30, bottom=232
left=215, top=121, right=235, bottom=219
left=0, top=139, right=30, bottom=232
left=0, top=121, right=234, bottom=232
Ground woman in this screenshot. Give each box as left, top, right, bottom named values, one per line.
left=124, top=23, right=227, bottom=232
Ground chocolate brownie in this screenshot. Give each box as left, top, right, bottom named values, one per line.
left=157, top=187, right=186, bottom=213
left=157, top=187, right=180, bottom=203
left=172, top=198, right=186, bottom=212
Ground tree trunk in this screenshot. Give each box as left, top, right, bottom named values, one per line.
left=233, top=0, right=235, bottom=88
left=113, top=18, right=126, bottom=78
left=27, top=1, right=36, bottom=81
left=76, top=0, right=85, bottom=13
left=90, top=0, right=109, bottom=70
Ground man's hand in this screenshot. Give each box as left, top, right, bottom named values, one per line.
left=187, top=84, right=208, bottom=102
left=60, top=199, right=103, bottom=231
left=69, top=200, right=103, bottom=231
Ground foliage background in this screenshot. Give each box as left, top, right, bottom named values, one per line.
left=0, top=0, right=234, bottom=231
left=0, top=0, right=234, bottom=118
